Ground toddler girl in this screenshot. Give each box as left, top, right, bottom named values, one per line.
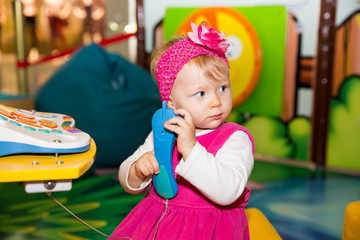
left=109, top=21, right=254, bottom=240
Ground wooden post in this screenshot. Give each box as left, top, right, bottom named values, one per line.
left=310, top=0, right=337, bottom=166
left=136, top=0, right=149, bottom=70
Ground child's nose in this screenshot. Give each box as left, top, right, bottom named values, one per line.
left=210, top=95, right=222, bottom=108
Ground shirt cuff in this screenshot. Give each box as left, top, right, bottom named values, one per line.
left=124, top=163, right=152, bottom=192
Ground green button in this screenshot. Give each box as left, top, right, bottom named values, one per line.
left=39, top=129, right=50, bottom=133
left=51, top=130, right=62, bottom=134
left=9, top=120, right=21, bottom=126
left=24, top=126, right=36, bottom=131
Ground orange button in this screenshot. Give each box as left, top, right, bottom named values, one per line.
left=13, top=111, right=35, bottom=120
left=38, top=119, right=58, bottom=129
left=17, top=118, right=42, bottom=128
left=0, top=109, right=16, bottom=119
left=17, top=116, right=37, bottom=123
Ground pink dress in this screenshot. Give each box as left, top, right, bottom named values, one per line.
left=109, top=123, right=254, bottom=240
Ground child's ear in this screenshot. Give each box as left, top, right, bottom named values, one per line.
left=167, top=96, right=175, bottom=109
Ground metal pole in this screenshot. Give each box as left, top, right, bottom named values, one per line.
left=13, top=0, right=28, bottom=94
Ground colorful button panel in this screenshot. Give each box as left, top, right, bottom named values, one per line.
left=0, top=105, right=80, bottom=134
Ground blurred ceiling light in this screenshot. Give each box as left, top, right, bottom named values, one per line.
left=72, top=7, right=87, bottom=19
left=124, top=24, right=136, bottom=34
left=108, top=21, right=120, bottom=32
left=91, top=6, right=105, bottom=20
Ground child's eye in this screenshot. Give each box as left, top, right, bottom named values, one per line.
left=219, top=86, right=226, bottom=92
left=195, top=91, right=205, bottom=97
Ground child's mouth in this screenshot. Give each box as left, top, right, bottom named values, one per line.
left=209, top=114, right=222, bottom=120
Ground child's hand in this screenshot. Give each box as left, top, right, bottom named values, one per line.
left=164, top=108, right=196, bottom=161
left=128, top=151, right=159, bottom=188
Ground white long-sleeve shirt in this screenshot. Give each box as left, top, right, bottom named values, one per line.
left=119, top=129, right=254, bottom=205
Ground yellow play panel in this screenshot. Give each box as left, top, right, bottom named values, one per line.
left=0, top=138, right=96, bottom=183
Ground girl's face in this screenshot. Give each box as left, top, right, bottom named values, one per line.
left=168, top=62, right=233, bottom=131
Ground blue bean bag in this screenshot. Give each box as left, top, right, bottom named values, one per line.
left=36, top=44, right=161, bottom=168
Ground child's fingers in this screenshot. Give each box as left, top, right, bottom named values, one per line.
left=135, top=164, right=150, bottom=178
left=148, top=153, right=160, bottom=174
left=174, top=108, right=193, bottom=123
left=164, top=118, right=183, bottom=134
left=164, top=114, right=194, bottom=135
left=138, top=162, right=157, bottom=177
left=165, top=116, right=184, bottom=127
left=136, top=152, right=160, bottom=176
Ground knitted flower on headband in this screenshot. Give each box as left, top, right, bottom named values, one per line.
left=188, top=21, right=230, bottom=54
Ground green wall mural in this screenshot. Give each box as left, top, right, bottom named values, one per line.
left=327, top=76, right=360, bottom=171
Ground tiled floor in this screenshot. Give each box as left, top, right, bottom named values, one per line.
left=1, top=162, right=359, bottom=240
left=248, top=173, right=360, bottom=239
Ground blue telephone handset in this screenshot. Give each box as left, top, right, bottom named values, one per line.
left=152, top=101, right=179, bottom=199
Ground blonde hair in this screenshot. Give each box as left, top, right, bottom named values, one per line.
left=150, top=36, right=229, bottom=83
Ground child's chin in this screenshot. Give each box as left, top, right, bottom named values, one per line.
left=202, top=122, right=223, bottom=130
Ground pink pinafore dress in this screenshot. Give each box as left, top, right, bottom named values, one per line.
left=109, top=122, right=254, bottom=240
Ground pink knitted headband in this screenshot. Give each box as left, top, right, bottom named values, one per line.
left=156, top=22, right=231, bottom=102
